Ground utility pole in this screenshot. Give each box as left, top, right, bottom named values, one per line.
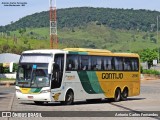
left=49, top=0, right=58, bottom=49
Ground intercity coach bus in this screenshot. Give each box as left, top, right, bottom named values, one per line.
left=15, top=48, right=140, bottom=105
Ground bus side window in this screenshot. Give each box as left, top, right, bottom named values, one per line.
left=101, top=58, right=105, bottom=70
left=111, top=57, right=115, bottom=70
left=97, top=57, right=101, bottom=70
left=105, top=57, right=112, bottom=70
left=80, top=55, right=90, bottom=70
left=68, top=63, right=72, bottom=70
left=124, top=58, right=131, bottom=71
left=68, top=59, right=74, bottom=70
left=131, top=58, right=139, bottom=71
left=91, top=56, right=97, bottom=70
left=66, top=55, right=78, bottom=71
left=115, top=57, right=123, bottom=71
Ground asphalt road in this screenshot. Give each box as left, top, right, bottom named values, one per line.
left=0, top=80, right=160, bottom=120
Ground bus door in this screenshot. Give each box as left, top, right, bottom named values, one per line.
left=51, top=54, right=64, bottom=89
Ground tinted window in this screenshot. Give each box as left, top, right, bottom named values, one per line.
left=66, top=55, right=78, bottom=70
left=66, top=54, right=139, bottom=71
left=115, top=57, right=123, bottom=70
left=91, top=56, right=97, bottom=70
left=54, top=54, right=64, bottom=71
left=124, top=58, right=132, bottom=71
left=131, top=58, right=139, bottom=71
left=104, top=57, right=114, bottom=70
left=79, top=55, right=91, bottom=70
left=91, top=56, right=102, bottom=70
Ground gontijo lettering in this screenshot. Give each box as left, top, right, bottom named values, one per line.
left=102, top=73, right=123, bottom=79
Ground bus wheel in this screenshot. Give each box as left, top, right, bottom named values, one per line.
left=34, top=101, right=44, bottom=105
left=121, top=88, right=128, bottom=101
left=61, top=90, right=74, bottom=105
left=114, top=88, right=121, bottom=102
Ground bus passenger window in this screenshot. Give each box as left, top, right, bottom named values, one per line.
left=66, top=55, right=78, bottom=70
left=131, top=58, right=139, bottom=71
left=82, top=66, right=87, bottom=70
left=91, top=56, right=97, bottom=70
left=124, top=58, right=131, bottom=71
left=101, top=58, right=105, bottom=70
left=80, top=55, right=90, bottom=70
left=115, top=57, right=123, bottom=71
left=105, top=57, right=112, bottom=70
left=67, top=60, right=74, bottom=70
left=97, top=57, right=101, bottom=70
left=111, top=57, right=115, bottom=70
left=68, top=64, right=72, bottom=70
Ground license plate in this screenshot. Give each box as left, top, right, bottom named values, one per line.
left=28, top=96, right=33, bottom=99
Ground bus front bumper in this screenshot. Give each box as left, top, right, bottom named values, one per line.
left=16, top=92, right=52, bottom=102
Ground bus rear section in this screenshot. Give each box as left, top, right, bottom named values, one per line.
left=64, top=49, right=140, bottom=102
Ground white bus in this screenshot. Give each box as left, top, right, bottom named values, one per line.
left=16, top=48, right=140, bottom=105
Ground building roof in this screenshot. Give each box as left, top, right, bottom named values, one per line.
left=0, top=53, right=20, bottom=63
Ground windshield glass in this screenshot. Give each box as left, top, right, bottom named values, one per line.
left=16, top=63, right=50, bottom=88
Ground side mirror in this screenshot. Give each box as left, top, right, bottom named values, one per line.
left=9, top=62, right=13, bottom=73
left=48, top=61, right=54, bottom=74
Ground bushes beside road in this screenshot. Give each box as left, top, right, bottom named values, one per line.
left=141, top=69, right=160, bottom=80
left=142, top=69, right=160, bottom=75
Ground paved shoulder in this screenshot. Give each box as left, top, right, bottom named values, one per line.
left=0, top=86, right=15, bottom=111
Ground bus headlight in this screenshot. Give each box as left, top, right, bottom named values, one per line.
left=16, top=89, right=22, bottom=93
left=40, top=89, right=51, bottom=93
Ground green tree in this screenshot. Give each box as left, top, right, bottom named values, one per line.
left=1, top=7, right=160, bottom=32
left=1, top=43, right=10, bottom=53
left=19, top=28, right=26, bottom=36
left=140, top=49, right=158, bottom=69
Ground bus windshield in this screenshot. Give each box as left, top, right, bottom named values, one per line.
left=16, top=63, right=50, bottom=88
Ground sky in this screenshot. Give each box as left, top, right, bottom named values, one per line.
left=0, top=0, right=160, bottom=26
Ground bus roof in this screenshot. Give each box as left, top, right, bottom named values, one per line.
left=22, top=49, right=67, bottom=54
left=21, top=48, right=139, bottom=58
left=63, top=48, right=111, bottom=53
left=64, top=48, right=139, bottom=58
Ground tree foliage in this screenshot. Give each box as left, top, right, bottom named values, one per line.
left=140, top=49, right=158, bottom=68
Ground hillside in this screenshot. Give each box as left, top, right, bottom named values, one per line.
left=0, top=22, right=159, bottom=54
left=1, top=7, right=160, bottom=32
left=0, top=7, right=159, bottom=54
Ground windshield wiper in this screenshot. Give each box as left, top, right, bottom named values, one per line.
left=35, top=77, right=39, bottom=88
left=30, top=70, right=39, bottom=88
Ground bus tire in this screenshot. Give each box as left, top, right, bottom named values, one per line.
left=34, top=101, right=44, bottom=105
left=121, top=88, right=128, bottom=101
left=61, top=90, right=74, bottom=105
left=114, top=88, right=121, bottom=102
